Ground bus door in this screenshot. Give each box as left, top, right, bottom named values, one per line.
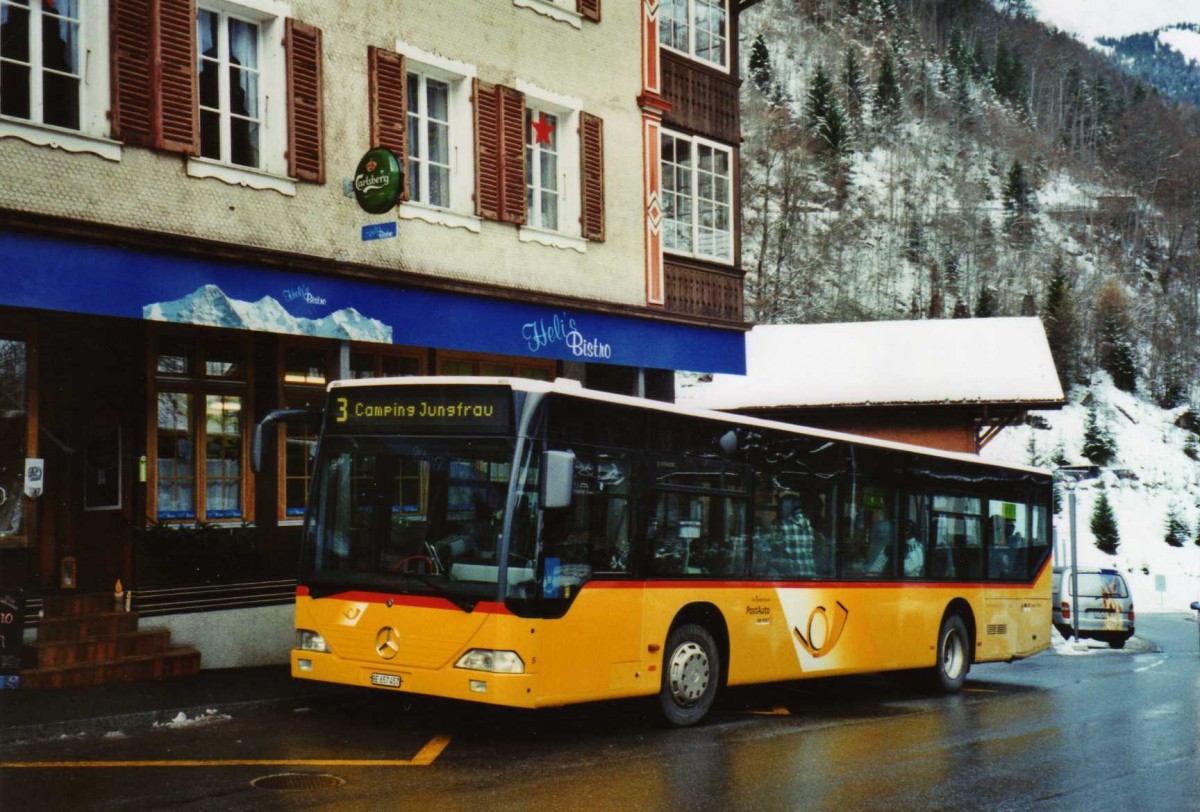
left=534, top=450, right=645, bottom=702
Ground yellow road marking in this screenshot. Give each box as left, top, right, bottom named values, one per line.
left=747, top=705, right=791, bottom=716
left=963, top=687, right=999, bottom=694
left=0, top=734, right=453, bottom=769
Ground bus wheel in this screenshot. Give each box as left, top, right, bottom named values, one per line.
left=659, top=624, right=719, bottom=726
left=933, top=613, right=970, bottom=692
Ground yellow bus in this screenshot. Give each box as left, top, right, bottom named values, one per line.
left=276, top=377, right=1052, bottom=725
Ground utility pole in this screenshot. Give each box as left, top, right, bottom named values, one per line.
left=1068, top=480, right=1080, bottom=642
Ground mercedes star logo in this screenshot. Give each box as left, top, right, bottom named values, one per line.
left=375, top=626, right=401, bottom=660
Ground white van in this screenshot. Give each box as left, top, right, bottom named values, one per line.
left=1052, top=567, right=1134, bottom=648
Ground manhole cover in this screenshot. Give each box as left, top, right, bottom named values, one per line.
left=251, top=773, right=345, bottom=791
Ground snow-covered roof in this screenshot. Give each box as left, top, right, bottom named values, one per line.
left=678, top=318, right=1065, bottom=411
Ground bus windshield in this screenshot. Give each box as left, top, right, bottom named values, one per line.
left=301, top=435, right=539, bottom=608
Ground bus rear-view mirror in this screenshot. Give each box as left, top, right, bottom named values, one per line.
left=542, top=450, right=575, bottom=509
left=252, top=408, right=322, bottom=473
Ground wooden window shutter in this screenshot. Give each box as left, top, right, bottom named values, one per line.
left=368, top=46, right=408, bottom=200
left=286, top=19, right=325, bottom=183
left=156, top=0, right=198, bottom=154
left=474, top=79, right=502, bottom=221
left=473, top=80, right=526, bottom=225
left=577, top=0, right=601, bottom=22
left=497, top=84, right=526, bottom=226
left=110, top=0, right=155, bottom=146
left=579, top=112, right=605, bottom=241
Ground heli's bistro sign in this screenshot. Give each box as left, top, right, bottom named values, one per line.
left=353, top=148, right=403, bottom=214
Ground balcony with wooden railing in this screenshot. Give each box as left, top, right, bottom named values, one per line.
left=664, top=260, right=744, bottom=324
left=660, top=51, right=740, bottom=144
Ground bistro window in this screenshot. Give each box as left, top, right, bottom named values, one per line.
left=658, top=0, right=728, bottom=70
left=279, top=343, right=331, bottom=519
left=661, top=129, right=733, bottom=262
left=151, top=332, right=251, bottom=522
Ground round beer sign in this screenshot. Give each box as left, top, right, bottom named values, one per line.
left=353, top=148, right=403, bottom=214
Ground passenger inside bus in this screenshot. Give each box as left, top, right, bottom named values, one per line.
left=777, top=495, right=817, bottom=577
left=902, top=521, right=925, bottom=577
left=863, top=509, right=894, bottom=575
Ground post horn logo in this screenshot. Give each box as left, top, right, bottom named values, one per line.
left=793, top=601, right=849, bottom=658
left=375, top=626, right=401, bottom=660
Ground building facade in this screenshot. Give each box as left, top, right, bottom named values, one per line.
left=0, top=0, right=750, bottom=665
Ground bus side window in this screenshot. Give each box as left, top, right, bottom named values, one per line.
left=839, top=485, right=895, bottom=578
left=542, top=451, right=633, bottom=591
left=901, top=494, right=927, bottom=579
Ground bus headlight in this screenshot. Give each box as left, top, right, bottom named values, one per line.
left=297, top=629, right=329, bottom=653
left=455, top=649, right=525, bottom=674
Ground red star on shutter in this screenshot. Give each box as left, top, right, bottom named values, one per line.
left=531, top=113, right=555, bottom=146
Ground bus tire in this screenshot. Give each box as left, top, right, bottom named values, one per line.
left=659, top=623, right=719, bottom=727
left=933, top=613, right=970, bottom=692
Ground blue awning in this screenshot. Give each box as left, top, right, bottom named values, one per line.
left=0, top=231, right=745, bottom=374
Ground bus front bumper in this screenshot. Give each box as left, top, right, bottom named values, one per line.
left=291, top=649, right=539, bottom=707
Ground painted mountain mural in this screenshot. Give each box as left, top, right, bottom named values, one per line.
left=144, top=284, right=393, bottom=342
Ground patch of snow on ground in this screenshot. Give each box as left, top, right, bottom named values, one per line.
left=153, top=709, right=231, bottom=728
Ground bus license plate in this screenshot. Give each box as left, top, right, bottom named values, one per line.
left=371, top=672, right=402, bottom=688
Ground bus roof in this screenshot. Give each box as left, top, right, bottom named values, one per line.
left=327, top=376, right=1049, bottom=478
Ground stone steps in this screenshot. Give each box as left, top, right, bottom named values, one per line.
left=18, top=591, right=201, bottom=690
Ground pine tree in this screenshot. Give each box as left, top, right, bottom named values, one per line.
left=1095, top=279, right=1138, bottom=392
left=874, top=49, right=902, bottom=128
left=749, top=35, right=774, bottom=96
left=1090, top=491, right=1120, bottom=555
left=806, top=64, right=852, bottom=164
left=1052, top=481, right=1063, bottom=514
left=1164, top=505, right=1189, bottom=548
left=1082, top=403, right=1117, bottom=466
left=1026, top=434, right=1041, bottom=466
left=805, top=65, right=836, bottom=135
left=952, top=298, right=971, bottom=318
left=975, top=285, right=998, bottom=317
left=1043, top=254, right=1080, bottom=389
left=943, top=251, right=961, bottom=296
left=1002, top=159, right=1036, bottom=233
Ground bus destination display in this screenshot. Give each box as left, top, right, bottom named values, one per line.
left=328, top=386, right=512, bottom=433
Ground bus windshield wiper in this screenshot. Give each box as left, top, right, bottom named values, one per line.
left=402, top=573, right=478, bottom=612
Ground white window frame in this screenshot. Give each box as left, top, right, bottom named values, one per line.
left=516, top=79, right=585, bottom=253
left=394, top=39, right=480, bottom=233
left=661, top=128, right=734, bottom=264
left=187, top=0, right=292, bottom=194
left=513, top=0, right=582, bottom=30
left=0, top=0, right=119, bottom=160
left=658, top=0, right=729, bottom=73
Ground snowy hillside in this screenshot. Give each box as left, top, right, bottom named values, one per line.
left=983, top=374, right=1200, bottom=611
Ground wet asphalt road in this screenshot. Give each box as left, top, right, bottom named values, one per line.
left=2, top=613, right=1198, bottom=811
